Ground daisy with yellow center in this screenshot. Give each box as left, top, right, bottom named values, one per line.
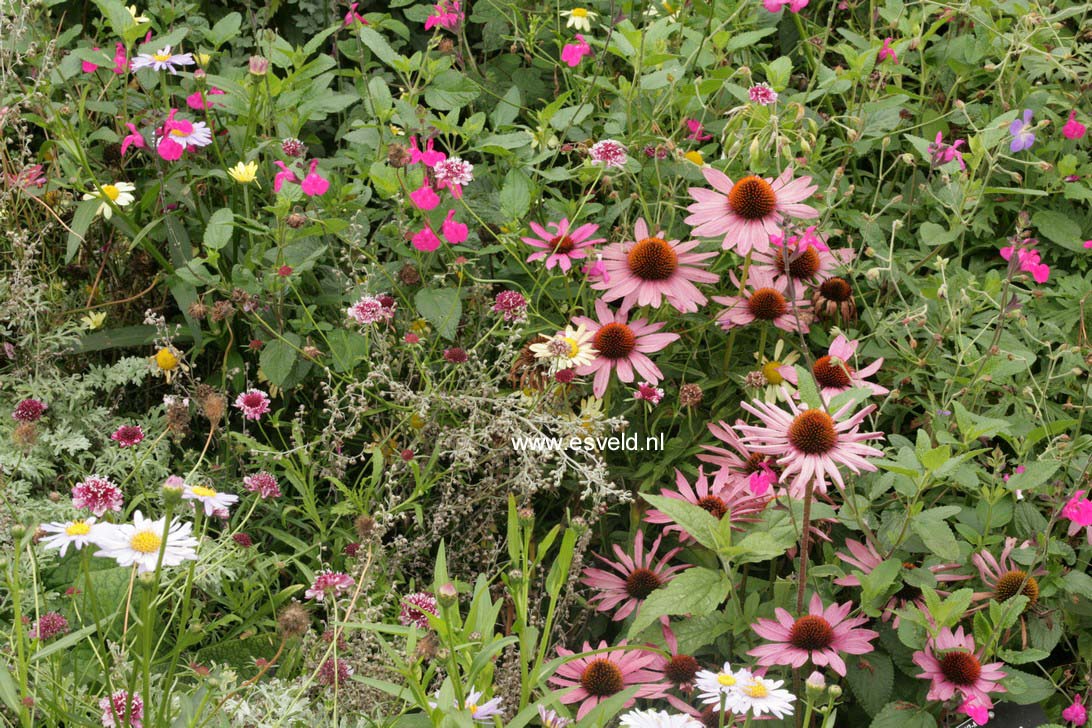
left=151, top=346, right=188, bottom=383
left=732, top=671, right=796, bottom=719
left=228, top=160, right=260, bottom=186
left=182, top=483, right=240, bottom=516
left=694, top=662, right=746, bottom=710
left=39, top=517, right=103, bottom=557
left=749, top=339, right=800, bottom=403
left=92, top=510, right=199, bottom=573
left=529, top=323, right=598, bottom=373
left=82, top=181, right=135, bottom=220
left=561, top=7, right=597, bottom=31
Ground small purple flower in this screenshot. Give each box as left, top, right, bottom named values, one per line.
left=1009, top=109, right=1035, bottom=153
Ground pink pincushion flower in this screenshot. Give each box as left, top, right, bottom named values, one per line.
left=400, top=591, right=438, bottom=628
left=633, top=381, right=664, bottom=406
left=685, top=166, right=818, bottom=254
left=13, top=398, right=47, bottom=422
left=301, top=160, right=329, bottom=197
left=712, top=270, right=812, bottom=334
left=971, top=537, right=1047, bottom=607
left=1063, top=695, right=1087, bottom=725
left=778, top=334, right=888, bottom=398
left=234, top=389, right=271, bottom=421
left=751, top=227, right=851, bottom=290
left=305, top=570, right=355, bottom=601
left=29, top=612, right=70, bottom=640
left=548, top=640, right=669, bottom=720
left=110, top=425, right=145, bottom=447
left=748, top=83, right=778, bottom=105
left=522, top=218, right=605, bottom=271
left=347, top=294, right=396, bottom=325
left=572, top=299, right=679, bottom=398
left=100, top=690, right=143, bottom=728
left=749, top=593, right=878, bottom=676
left=912, top=626, right=1006, bottom=709
left=318, top=657, right=354, bottom=686
left=243, top=471, right=282, bottom=499
left=433, top=157, right=473, bottom=198
left=492, top=290, right=528, bottom=322
left=1001, top=241, right=1050, bottom=283
left=736, top=397, right=885, bottom=498
left=72, top=475, right=124, bottom=516
left=580, top=530, right=688, bottom=621
left=561, top=35, right=592, bottom=67
left=441, top=209, right=468, bottom=243
left=589, top=139, right=628, bottom=168
left=644, top=467, right=767, bottom=540
left=591, top=218, right=718, bottom=313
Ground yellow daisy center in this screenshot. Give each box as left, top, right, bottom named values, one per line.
left=468, top=704, right=478, bottom=715
left=155, top=348, right=179, bottom=370
left=190, top=485, right=217, bottom=498
left=762, top=360, right=784, bottom=385
left=684, top=150, right=704, bottom=165
left=66, top=521, right=92, bottom=536
left=130, top=530, right=163, bottom=554
left=571, top=7, right=588, bottom=16
left=170, top=128, right=188, bottom=136
left=562, top=336, right=581, bottom=358
left=101, top=184, right=120, bottom=201
left=744, top=681, right=769, bottom=699
left=153, top=52, right=173, bottom=62
left=717, top=673, right=736, bottom=686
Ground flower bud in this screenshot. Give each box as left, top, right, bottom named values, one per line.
left=437, top=582, right=458, bottom=607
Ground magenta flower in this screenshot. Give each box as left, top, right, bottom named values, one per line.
left=1065, top=491, right=1092, bottom=546
left=409, top=136, right=446, bottom=167
left=959, top=698, right=990, bottom=726
left=697, top=419, right=774, bottom=491
left=441, top=209, right=468, bottom=243
left=877, top=37, right=898, bottom=64
left=186, top=87, right=224, bottom=110
left=748, top=82, right=778, bottom=105
left=110, top=425, right=145, bottom=447
left=400, top=591, right=438, bottom=628
left=433, top=157, right=473, bottom=198
left=318, top=657, right=354, bottom=686
left=1000, top=241, right=1050, bottom=283
left=749, top=593, right=878, bottom=676
left=424, top=0, right=463, bottom=31
left=644, top=467, right=767, bottom=540
left=305, top=570, right=355, bottom=601
left=927, top=132, right=967, bottom=170
left=712, top=270, right=812, bottom=334
left=112, top=43, right=128, bottom=74
left=779, top=335, right=888, bottom=399
left=561, top=35, right=593, bottom=67
left=234, top=389, right=271, bottom=421
left=736, top=397, right=884, bottom=498
left=581, top=531, right=688, bottom=621
left=1063, top=111, right=1087, bottom=141
left=412, top=225, right=442, bottom=252
left=763, top=0, right=808, bottom=12
left=1009, top=109, right=1036, bottom=152
left=72, top=475, right=124, bottom=516
left=523, top=218, right=604, bottom=271
left=583, top=255, right=610, bottom=283
left=12, top=398, right=47, bottom=422
left=751, top=227, right=851, bottom=290
left=572, top=299, right=680, bottom=398
left=591, top=218, right=718, bottom=313
left=243, top=471, right=282, bottom=499
left=912, top=626, right=1006, bottom=709
left=301, top=160, right=329, bottom=196
left=100, top=689, right=143, bottom=728
left=82, top=46, right=102, bottom=73
left=156, top=109, right=212, bottom=161
left=1063, top=695, right=1087, bottom=725
left=633, top=381, right=664, bottom=406
left=685, top=166, right=818, bottom=254
left=971, top=537, right=1046, bottom=609
left=121, top=123, right=145, bottom=156
left=410, top=183, right=440, bottom=210
left=684, top=119, right=712, bottom=141
left=6, top=165, right=47, bottom=190
left=589, top=139, right=628, bottom=168
left=492, top=290, right=528, bottom=322
left=29, top=612, right=70, bottom=641
left=548, top=640, right=668, bottom=720
left=273, top=161, right=300, bottom=192
left=343, top=1, right=367, bottom=26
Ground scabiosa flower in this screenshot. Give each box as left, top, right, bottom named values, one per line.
left=40, top=517, right=103, bottom=557
left=232, top=533, right=254, bottom=548
left=281, top=137, right=306, bottom=157
left=12, top=398, right=47, bottom=422
left=317, top=657, right=354, bottom=686
left=492, top=290, right=528, bottom=322
left=748, top=83, right=778, bottom=105
left=430, top=689, right=503, bottom=723
left=130, top=45, right=194, bottom=73
left=928, top=132, right=967, bottom=170
left=685, top=166, right=818, bottom=254
left=589, top=139, right=628, bottom=168
left=424, top=0, right=463, bottom=31
left=645, top=467, right=767, bottom=539
left=72, top=476, right=124, bottom=516
left=561, top=34, right=593, bottom=67
left=1009, top=109, right=1036, bottom=152
left=243, top=471, right=282, bottom=499
left=581, top=530, right=688, bottom=621
left=305, top=570, right=355, bottom=601
left=234, top=389, right=271, bottom=421
left=749, top=594, right=878, bottom=676
left=529, top=324, right=598, bottom=373
left=971, top=537, right=1046, bottom=611
left=548, top=640, right=668, bottom=720
left=100, top=690, right=143, bottom=728
left=93, top=511, right=199, bottom=573
left=347, top=294, right=396, bottom=325
left=29, top=612, right=69, bottom=641
left=912, top=626, right=1007, bottom=709
left=182, top=483, right=239, bottom=517
left=712, top=270, right=812, bottom=334
left=433, top=156, right=473, bottom=198
left=633, top=381, right=664, bottom=406
left=522, top=218, right=605, bottom=272
left=400, top=591, right=438, bottom=628
left=443, top=347, right=468, bottom=363
left=573, top=299, right=680, bottom=398
left=591, top=218, right=718, bottom=313
left=619, top=709, right=703, bottom=727
left=1063, top=111, right=1087, bottom=141
left=736, top=397, right=884, bottom=498
left=82, top=182, right=135, bottom=219
left=110, top=425, right=145, bottom=447
left=779, top=335, right=888, bottom=398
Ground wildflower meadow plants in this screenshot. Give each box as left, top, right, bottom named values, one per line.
left=0, top=0, right=1091, bottom=725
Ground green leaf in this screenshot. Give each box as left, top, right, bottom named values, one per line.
left=491, top=86, right=521, bottom=128
left=794, top=365, right=822, bottom=409
left=499, top=169, right=532, bottom=219
left=641, top=493, right=720, bottom=550
left=997, top=646, right=1050, bottom=665
left=1005, top=460, right=1060, bottom=493
left=1063, top=570, right=1092, bottom=600
left=845, top=652, right=893, bottom=717
left=424, top=70, right=480, bottom=111
left=67, top=198, right=101, bottom=262
left=203, top=207, right=234, bottom=250
left=414, top=288, right=463, bottom=341
left=206, top=12, right=241, bottom=47
left=1032, top=209, right=1084, bottom=251
left=1001, top=666, right=1056, bottom=704
left=859, top=559, right=902, bottom=609
left=952, top=402, right=1010, bottom=442
left=869, top=702, right=937, bottom=728
left=358, top=26, right=401, bottom=67
left=326, top=329, right=368, bottom=373
left=260, top=335, right=300, bottom=387
left=91, top=0, right=135, bottom=41
left=910, top=516, right=959, bottom=561
left=629, top=567, right=730, bottom=636
left=764, top=56, right=792, bottom=90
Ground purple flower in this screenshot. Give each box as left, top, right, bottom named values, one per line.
left=1009, top=109, right=1035, bottom=152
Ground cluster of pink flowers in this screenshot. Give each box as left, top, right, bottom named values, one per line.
left=243, top=471, right=282, bottom=499
left=100, top=690, right=143, bottom=728
left=347, top=293, right=397, bottom=325
left=424, top=0, right=463, bottom=31
left=110, top=425, right=145, bottom=447
left=72, top=475, right=124, bottom=516
left=1000, top=239, right=1050, bottom=284
left=492, top=290, right=529, bottom=322
left=305, top=570, right=355, bottom=601
left=406, top=137, right=471, bottom=251
left=81, top=42, right=128, bottom=74
left=12, top=398, right=47, bottom=422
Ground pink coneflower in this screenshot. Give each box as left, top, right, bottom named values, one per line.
left=234, top=389, right=271, bottom=420
left=833, top=538, right=969, bottom=624
left=572, top=299, right=680, bottom=398
left=110, top=425, right=145, bottom=447
left=685, top=166, right=818, bottom=255
left=492, top=290, right=528, bottom=322
left=243, top=471, right=282, bottom=499
left=100, top=690, right=143, bottom=728
left=748, top=83, right=778, bottom=105
left=589, top=139, right=628, bottom=168
left=12, top=398, right=47, bottom=422
left=347, top=294, right=396, bottom=325
left=433, top=156, right=473, bottom=198
left=400, top=591, right=438, bottom=628
left=971, top=537, right=1046, bottom=610
left=29, top=612, right=70, bottom=640
left=779, top=335, right=888, bottom=399
left=522, top=218, right=605, bottom=272
left=912, top=626, right=1007, bottom=709
left=698, top=420, right=777, bottom=491
left=581, top=531, right=688, bottom=621
left=645, top=467, right=767, bottom=540
left=305, top=570, right=355, bottom=602
left=751, top=227, right=851, bottom=290
left=749, top=593, right=878, bottom=676
left=735, top=397, right=885, bottom=498
left=712, top=270, right=812, bottom=334
left=591, top=218, right=718, bottom=313
left=548, top=640, right=668, bottom=720
left=72, top=475, right=124, bottom=516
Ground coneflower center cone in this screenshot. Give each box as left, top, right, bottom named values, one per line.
left=787, top=410, right=838, bottom=454
left=788, top=615, right=835, bottom=650
left=775, top=246, right=821, bottom=279
left=748, top=288, right=788, bottom=320
left=625, top=567, right=663, bottom=599
left=627, top=237, right=678, bottom=280
left=664, top=654, right=700, bottom=685
left=593, top=323, right=637, bottom=359
left=819, top=277, right=853, bottom=302
left=697, top=495, right=729, bottom=520
left=550, top=235, right=575, bottom=254
left=580, top=659, right=624, bottom=696
left=938, top=651, right=982, bottom=686
left=995, top=570, right=1039, bottom=608
left=812, top=356, right=853, bottom=388
left=728, top=176, right=777, bottom=219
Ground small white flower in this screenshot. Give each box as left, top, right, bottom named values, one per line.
left=561, top=7, right=597, bottom=32
left=694, top=661, right=746, bottom=708
left=619, top=708, right=703, bottom=727
left=93, top=511, right=199, bottom=573
left=732, top=670, right=797, bottom=719
left=82, top=182, right=135, bottom=219
left=182, top=484, right=240, bottom=517
left=39, top=517, right=104, bottom=557
left=529, top=324, right=598, bottom=372
left=130, top=46, right=195, bottom=73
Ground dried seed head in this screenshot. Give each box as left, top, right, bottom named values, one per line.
left=277, top=602, right=311, bottom=638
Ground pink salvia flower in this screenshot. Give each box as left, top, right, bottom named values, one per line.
left=749, top=593, right=878, bottom=676
left=273, top=161, right=300, bottom=193
left=186, top=87, right=224, bottom=110
left=581, top=531, right=687, bottom=620
left=572, top=299, right=680, bottom=398
left=561, top=34, right=592, bottom=67
left=763, top=0, right=808, bottom=12
left=877, top=37, right=898, bottom=64
left=1063, top=111, right=1087, bottom=141
left=424, top=0, right=463, bottom=31
left=548, top=640, right=669, bottom=720
left=685, top=119, right=712, bottom=141
left=582, top=255, right=610, bottom=283
left=959, top=698, right=990, bottom=726
left=343, top=2, right=367, bottom=26
left=301, top=160, right=329, bottom=196
left=243, top=471, right=282, bottom=499
left=749, top=463, right=777, bottom=496
left=523, top=218, right=605, bottom=272
left=83, top=47, right=101, bottom=73
left=1063, top=490, right=1092, bottom=527
left=112, top=42, right=128, bottom=74
left=412, top=225, right=442, bottom=252
left=1063, top=695, right=1088, bottom=725
left=927, top=132, right=966, bottom=170
left=1000, top=242, right=1050, bottom=283
left=409, top=136, right=446, bottom=167
left=305, top=570, right=355, bottom=601
left=441, top=209, right=468, bottom=243
left=121, top=123, right=145, bottom=156
left=912, top=626, right=1006, bottom=709
left=410, top=182, right=440, bottom=210
left=72, top=475, right=124, bottom=516
left=234, top=389, right=271, bottom=421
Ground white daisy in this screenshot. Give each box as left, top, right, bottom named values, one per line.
left=93, top=510, right=199, bottom=573
left=164, top=119, right=213, bottom=151
left=529, top=324, right=598, bottom=373
left=694, top=661, right=746, bottom=708
left=39, top=517, right=103, bottom=557
left=732, top=671, right=797, bottom=719
left=82, top=182, right=135, bottom=219
left=619, top=709, right=702, bottom=727
left=130, top=46, right=195, bottom=74
left=561, top=7, right=597, bottom=32
left=182, top=483, right=239, bottom=517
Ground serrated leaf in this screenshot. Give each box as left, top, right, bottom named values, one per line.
left=206, top=12, right=241, bottom=47
left=358, top=26, right=401, bottom=67
left=869, top=702, right=937, bottom=728
left=845, top=652, right=893, bottom=717
left=203, top=207, right=234, bottom=250
left=1032, top=209, right=1084, bottom=251
left=499, top=169, right=532, bottom=219
left=629, top=567, right=729, bottom=636
left=641, top=493, right=720, bottom=550
left=260, top=335, right=300, bottom=387
left=997, top=646, right=1050, bottom=665
left=794, top=365, right=822, bottom=409
left=910, top=515, right=959, bottom=561
left=1005, top=460, right=1060, bottom=493
left=414, top=288, right=462, bottom=341
left=423, top=70, right=479, bottom=111
left=1001, top=666, right=1056, bottom=704
left=1063, top=570, right=1092, bottom=600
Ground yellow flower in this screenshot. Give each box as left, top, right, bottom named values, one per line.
left=127, top=5, right=150, bottom=23
left=196, top=53, right=212, bottom=66
left=228, top=161, right=259, bottom=186
left=80, top=311, right=107, bottom=331
left=410, top=319, right=431, bottom=335
left=155, top=347, right=179, bottom=371
left=684, top=150, right=704, bottom=166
